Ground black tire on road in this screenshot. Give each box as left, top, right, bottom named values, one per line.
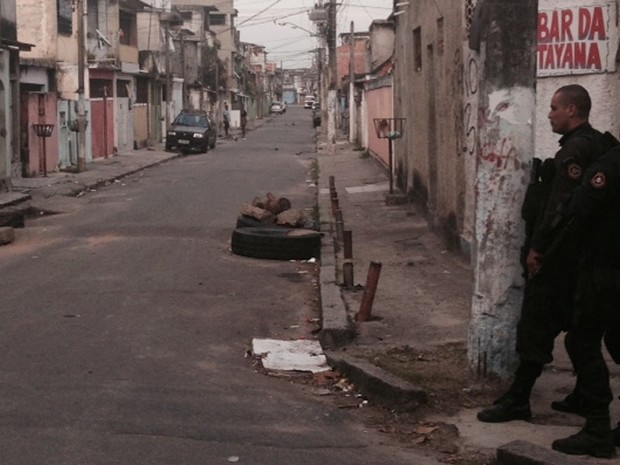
left=231, top=227, right=321, bottom=261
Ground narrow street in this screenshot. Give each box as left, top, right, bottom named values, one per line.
left=0, top=107, right=436, bottom=465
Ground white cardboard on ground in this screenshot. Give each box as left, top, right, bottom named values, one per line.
left=252, top=338, right=329, bottom=373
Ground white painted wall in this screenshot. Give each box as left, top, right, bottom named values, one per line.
left=535, top=0, right=620, bottom=158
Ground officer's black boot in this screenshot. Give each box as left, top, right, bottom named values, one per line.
left=476, top=393, right=531, bottom=423
left=552, top=413, right=616, bottom=458
left=551, top=391, right=587, bottom=417
left=477, top=361, right=540, bottom=423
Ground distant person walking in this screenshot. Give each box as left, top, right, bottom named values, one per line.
left=240, top=108, right=248, bottom=139
left=223, top=104, right=230, bottom=138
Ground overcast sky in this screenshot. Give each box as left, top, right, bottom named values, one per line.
left=234, top=0, right=393, bottom=69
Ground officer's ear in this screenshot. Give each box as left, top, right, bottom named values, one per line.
left=566, top=103, right=578, bottom=118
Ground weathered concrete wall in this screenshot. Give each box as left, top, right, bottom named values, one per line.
left=17, top=0, right=56, bottom=61
left=137, top=11, right=164, bottom=51
left=393, top=0, right=466, bottom=247
left=369, top=21, right=394, bottom=70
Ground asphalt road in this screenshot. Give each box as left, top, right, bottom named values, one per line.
left=0, top=107, right=439, bottom=465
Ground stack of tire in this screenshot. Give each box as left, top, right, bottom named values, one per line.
left=231, top=194, right=321, bottom=261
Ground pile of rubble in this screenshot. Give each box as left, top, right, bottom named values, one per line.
left=238, top=192, right=314, bottom=229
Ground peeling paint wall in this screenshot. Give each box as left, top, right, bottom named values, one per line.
left=393, top=0, right=467, bottom=248
left=469, top=88, right=535, bottom=377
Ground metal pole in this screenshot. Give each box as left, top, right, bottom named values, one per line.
left=327, top=0, right=337, bottom=147
left=335, top=209, right=344, bottom=243
left=356, top=261, right=382, bottom=322
left=388, top=139, right=394, bottom=194
left=165, top=23, right=172, bottom=130
left=343, top=261, right=354, bottom=289
left=76, top=0, right=87, bottom=172
left=348, top=21, right=355, bottom=143
left=41, top=137, right=47, bottom=177
left=343, top=230, right=352, bottom=259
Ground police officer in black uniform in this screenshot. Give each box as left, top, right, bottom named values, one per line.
left=477, top=85, right=610, bottom=425
left=549, top=145, right=620, bottom=458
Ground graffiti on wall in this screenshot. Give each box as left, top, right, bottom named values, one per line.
left=538, top=3, right=617, bottom=76
left=462, top=51, right=480, bottom=158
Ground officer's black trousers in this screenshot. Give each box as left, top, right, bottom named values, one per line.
left=516, top=261, right=577, bottom=366
left=564, top=271, right=615, bottom=412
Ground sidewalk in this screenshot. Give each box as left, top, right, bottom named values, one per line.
left=316, top=136, right=620, bottom=465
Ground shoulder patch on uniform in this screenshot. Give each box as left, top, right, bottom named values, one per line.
left=591, top=172, right=607, bottom=189
left=567, top=163, right=583, bottom=180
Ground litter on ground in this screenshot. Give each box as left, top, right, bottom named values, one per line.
left=251, top=338, right=329, bottom=373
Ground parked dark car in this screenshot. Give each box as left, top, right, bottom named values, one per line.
left=166, top=110, right=216, bottom=153
left=269, top=102, right=285, bottom=115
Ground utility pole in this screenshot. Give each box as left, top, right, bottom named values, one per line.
left=348, top=21, right=355, bottom=143
left=76, top=0, right=87, bottom=172
left=326, top=0, right=337, bottom=149
left=181, top=32, right=189, bottom=108
left=164, top=22, right=172, bottom=129
left=468, top=0, right=538, bottom=378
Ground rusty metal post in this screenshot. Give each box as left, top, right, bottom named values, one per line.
left=356, top=261, right=382, bottom=321
left=343, top=230, right=352, bottom=259
left=335, top=209, right=344, bottom=242
left=343, top=261, right=354, bottom=288
left=330, top=192, right=339, bottom=214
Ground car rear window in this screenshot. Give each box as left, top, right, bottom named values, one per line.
left=176, top=114, right=207, bottom=127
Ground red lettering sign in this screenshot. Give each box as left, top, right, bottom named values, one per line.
left=537, top=4, right=614, bottom=76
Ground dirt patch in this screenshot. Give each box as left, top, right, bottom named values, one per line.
left=251, top=340, right=505, bottom=465
left=334, top=343, right=505, bottom=464
left=346, top=342, right=506, bottom=416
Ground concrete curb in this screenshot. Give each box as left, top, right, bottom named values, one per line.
left=318, top=228, right=355, bottom=349
left=497, top=440, right=592, bottom=465
left=325, top=351, right=427, bottom=411
left=0, top=192, right=31, bottom=209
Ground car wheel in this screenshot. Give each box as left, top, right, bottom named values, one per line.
left=231, top=227, right=321, bottom=261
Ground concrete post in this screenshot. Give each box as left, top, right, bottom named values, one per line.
left=348, top=21, right=356, bottom=144
left=468, top=0, right=538, bottom=378
left=326, top=0, right=337, bottom=149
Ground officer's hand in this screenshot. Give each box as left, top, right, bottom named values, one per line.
left=526, top=249, right=542, bottom=276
